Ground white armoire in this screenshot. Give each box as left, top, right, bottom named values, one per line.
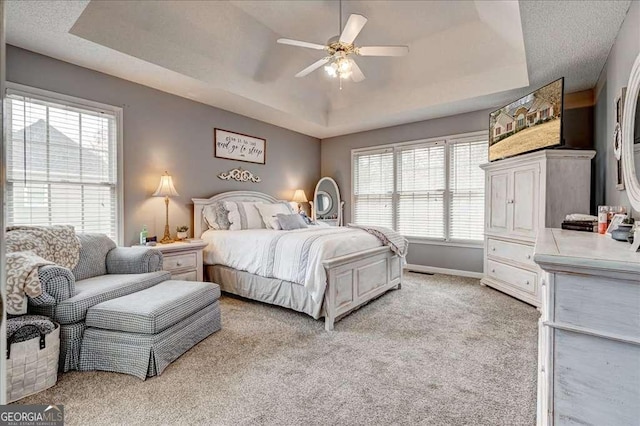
left=479, top=149, right=596, bottom=307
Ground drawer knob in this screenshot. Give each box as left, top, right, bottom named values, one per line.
left=491, top=269, right=495, bottom=273
left=526, top=255, right=531, bottom=259
left=525, top=280, right=530, bottom=285
left=492, top=247, right=496, bottom=251
left=177, top=261, right=182, bottom=267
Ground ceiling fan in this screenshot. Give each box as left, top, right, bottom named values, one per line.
left=277, top=2, right=409, bottom=86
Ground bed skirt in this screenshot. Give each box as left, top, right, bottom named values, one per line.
left=206, top=265, right=324, bottom=319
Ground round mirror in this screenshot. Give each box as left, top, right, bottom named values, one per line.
left=315, top=191, right=333, bottom=215
left=622, top=53, right=640, bottom=211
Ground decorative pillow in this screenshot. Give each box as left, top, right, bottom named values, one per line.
left=255, top=202, right=295, bottom=230
left=203, top=202, right=231, bottom=230
left=224, top=201, right=266, bottom=230
left=276, top=213, right=308, bottom=230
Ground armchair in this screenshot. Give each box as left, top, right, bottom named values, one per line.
left=29, top=234, right=170, bottom=372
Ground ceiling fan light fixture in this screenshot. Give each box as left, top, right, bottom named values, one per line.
left=325, top=57, right=353, bottom=79
left=338, top=58, right=352, bottom=73
left=324, top=63, right=338, bottom=77
left=279, top=2, right=408, bottom=85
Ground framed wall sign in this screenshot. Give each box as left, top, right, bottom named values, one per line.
left=214, top=128, right=266, bottom=164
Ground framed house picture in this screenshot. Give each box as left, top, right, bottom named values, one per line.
left=214, top=128, right=266, bottom=164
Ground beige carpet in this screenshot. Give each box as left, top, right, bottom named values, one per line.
left=18, top=273, right=539, bottom=425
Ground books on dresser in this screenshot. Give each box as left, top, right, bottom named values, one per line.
left=561, top=220, right=597, bottom=232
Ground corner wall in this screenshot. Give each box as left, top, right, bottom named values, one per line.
left=6, top=46, right=321, bottom=245
left=321, top=95, right=595, bottom=274
left=321, top=109, right=491, bottom=273
left=594, top=0, right=640, bottom=213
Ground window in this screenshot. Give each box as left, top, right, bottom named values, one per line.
left=352, top=148, right=394, bottom=228
left=396, top=143, right=445, bottom=238
left=495, top=127, right=501, bottom=136
left=448, top=140, right=487, bottom=241
left=6, top=85, right=121, bottom=241
left=352, top=132, right=488, bottom=243
left=506, top=122, right=512, bottom=132
left=540, top=108, right=549, bottom=120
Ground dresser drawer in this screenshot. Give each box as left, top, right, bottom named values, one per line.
left=171, top=270, right=198, bottom=281
left=163, top=252, right=197, bottom=272
left=487, top=238, right=535, bottom=267
left=555, top=274, right=640, bottom=339
left=487, top=259, right=537, bottom=295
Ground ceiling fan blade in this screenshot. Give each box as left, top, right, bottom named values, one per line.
left=357, top=45, right=409, bottom=57
left=295, top=57, right=331, bottom=78
left=339, top=14, right=368, bottom=44
left=277, top=38, right=327, bottom=51
left=350, top=60, right=366, bottom=82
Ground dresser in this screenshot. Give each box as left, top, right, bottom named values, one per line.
left=534, top=229, right=640, bottom=426
left=154, top=241, right=207, bottom=281
left=480, top=150, right=595, bottom=307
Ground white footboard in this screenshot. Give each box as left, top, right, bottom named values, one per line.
left=323, top=247, right=403, bottom=331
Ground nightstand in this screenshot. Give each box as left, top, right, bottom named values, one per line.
left=154, top=241, right=207, bottom=282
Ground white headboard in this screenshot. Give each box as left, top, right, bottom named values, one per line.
left=192, top=190, right=281, bottom=237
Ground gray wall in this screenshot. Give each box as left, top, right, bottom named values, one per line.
left=594, top=82, right=608, bottom=212
left=320, top=97, right=596, bottom=273
left=594, top=1, right=640, bottom=214
left=321, top=109, right=492, bottom=273
left=6, top=46, right=320, bottom=245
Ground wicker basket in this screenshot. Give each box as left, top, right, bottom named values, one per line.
left=6, top=321, right=60, bottom=403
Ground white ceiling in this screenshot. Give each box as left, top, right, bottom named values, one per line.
left=5, top=0, right=631, bottom=139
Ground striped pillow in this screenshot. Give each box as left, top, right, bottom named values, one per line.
left=224, top=201, right=266, bottom=230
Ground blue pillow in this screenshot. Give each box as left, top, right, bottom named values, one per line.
left=276, top=213, right=308, bottom=230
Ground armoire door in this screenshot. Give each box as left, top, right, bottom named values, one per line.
left=511, top=165, right=539, bottom=238
left=487, top=170, right=510, bottom=235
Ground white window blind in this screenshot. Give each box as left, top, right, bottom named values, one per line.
left=352, top=133, right=488, bottom=243
left=396, top=143, right=445, bottom=238
left=7, top=90, right=119, bottom=240
left=353, top=149, right=394, bottom=228
left=449, top=139, right=487, bottom=241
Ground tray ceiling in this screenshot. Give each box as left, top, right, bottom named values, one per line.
left=6, top=1, right=631, bottom=138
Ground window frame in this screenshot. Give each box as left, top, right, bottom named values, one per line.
left=6, top=82, right=124, bottom=244
left=351, top=130, right=487, bottom=248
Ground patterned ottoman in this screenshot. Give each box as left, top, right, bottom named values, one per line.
left=79, top=280, right=221, bottom=379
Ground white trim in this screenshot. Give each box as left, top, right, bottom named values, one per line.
left=115, top=108, right=124, bottom=245
left=406, top=237, right=483, bottom=249
left=4, top=82, right=125, bottom=244
left=0, top=1, right=7, bottom=404
left=6, top=82, right=121, bottom=115
left=404, top=263, right=484, bottom=279
left=350, top=130, right=487, bottom=154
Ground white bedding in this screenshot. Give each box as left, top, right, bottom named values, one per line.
left=202, top=226, right=382, bottom=304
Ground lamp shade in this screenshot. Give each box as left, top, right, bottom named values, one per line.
left=153, top=172, right=179, bottom=197
left=291, top=189, right=308, bottom=203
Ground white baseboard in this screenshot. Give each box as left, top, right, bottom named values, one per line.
left=404, top=264, right=484, bottom=279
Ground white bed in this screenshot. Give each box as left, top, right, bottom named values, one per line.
left=193, top=191, right=403, bottom=330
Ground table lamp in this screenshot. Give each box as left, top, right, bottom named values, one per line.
left=153, top=171, right=179, bottom=244
left=291, top=189, right=308, bottom=213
